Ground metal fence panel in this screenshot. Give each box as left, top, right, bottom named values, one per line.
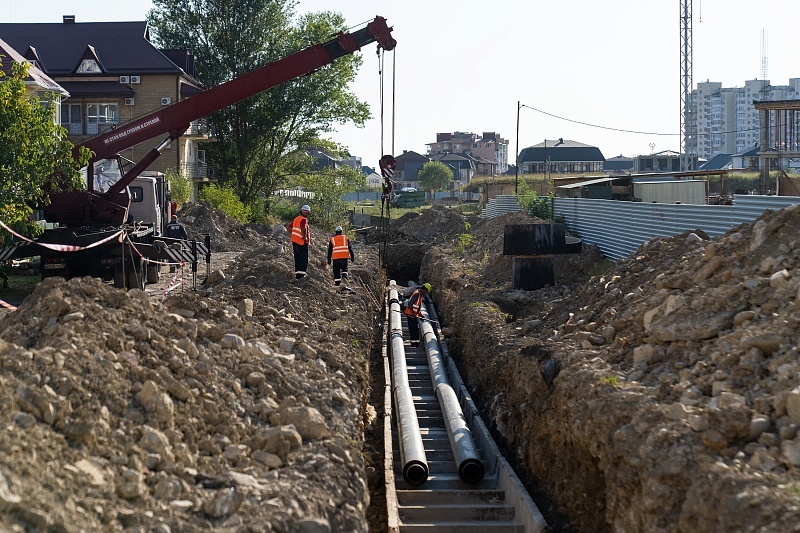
left=553, top=195, right=800, bottom=260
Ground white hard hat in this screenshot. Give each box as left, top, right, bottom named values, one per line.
left=301, top=204, right=310, bottom=212
left=335, top=225, right=343, bottom=233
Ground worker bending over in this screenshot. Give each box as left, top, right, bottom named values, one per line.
left=403, top=283, right=431, bottom=347
left=327, top=225, right=355, bottom=286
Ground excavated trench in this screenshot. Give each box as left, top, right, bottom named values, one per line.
left=381, top=252, right=574, bottom=531
left=381, top=244, right=425, bottom=286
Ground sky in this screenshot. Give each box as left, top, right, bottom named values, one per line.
left=4, top=0, right=800, bottom=169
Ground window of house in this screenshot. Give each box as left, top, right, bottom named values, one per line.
left=61, top=103, right=82, bottom=135
left=77, top=59, right=101, bottom=73
left=86, top=103, right=119, bottom=134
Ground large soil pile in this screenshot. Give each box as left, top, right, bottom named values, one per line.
left=424, top=206, right=800, bottom=531
left=0, top=208, right=384, bottom=532
left=179, top=203, right=265, bottom=252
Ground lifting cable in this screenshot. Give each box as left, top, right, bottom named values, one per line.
left=377, top=47, right=397, bottom=269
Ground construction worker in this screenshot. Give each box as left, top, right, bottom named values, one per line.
left=327, top=226, right=355, bottom=286
left=165, top=214, right=188, bottom=240
left=289, top=204, right=311, bottom=280
left=403, top=283, right=431, bottom=347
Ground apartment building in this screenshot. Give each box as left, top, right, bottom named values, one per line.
left=688, top=78, right=800, bottom=159
left=426, top=131, right=509, bottom=174
left=0, top=16, right=211, bottom=184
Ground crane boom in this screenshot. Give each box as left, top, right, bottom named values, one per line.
left=47, top=17, right=396, bottom=226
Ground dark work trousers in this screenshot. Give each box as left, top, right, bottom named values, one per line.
left=293, top=243, right=309, bottom=279
left=332, top=258, right=349, bottom=285
left=406, top=314, right=420, bottom=343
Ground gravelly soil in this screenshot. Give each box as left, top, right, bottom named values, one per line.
left=0, top=204, right=385, bottom=532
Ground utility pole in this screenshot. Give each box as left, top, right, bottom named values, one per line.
left=515, top=101, right=520, bottom=195
left=679, top=0, right=693, bottom=171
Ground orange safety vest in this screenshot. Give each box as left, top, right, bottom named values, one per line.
left=404, top=289, right=424, bottom=318
left=290, top=215, right=310, bottom=245
left=330, top=234, right=349, bottom=260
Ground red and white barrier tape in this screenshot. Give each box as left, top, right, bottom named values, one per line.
left=162, top=261, right=185, bottom=299
left=0, top=220, right=123, bottom=251
left=0, top=298, right=18, bottom=312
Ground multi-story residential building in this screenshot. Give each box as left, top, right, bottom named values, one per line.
left=0, top=16, right=212, bottom=187
left=426, top=131, right=509, bottom=174
left=688, top=78, right=800, bottom=159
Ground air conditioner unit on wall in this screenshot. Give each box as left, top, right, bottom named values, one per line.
left=161, top=97, right=172, bottom=105
left=124, top=98, right=135, bottom=106
left=130, top=75, right=141, bottom=84
left=119, top=76, right=129, bottom=84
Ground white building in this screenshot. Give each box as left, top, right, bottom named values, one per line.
left=688, top=78, right=800, bottom=159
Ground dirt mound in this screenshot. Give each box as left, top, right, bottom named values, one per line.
left=424, top=204, right=800, bottom=531
left=0, top=215, right=384, bottom=531
left=368, top=205, right=470, bottom=245
left=179, top=203, right=266, bottom=252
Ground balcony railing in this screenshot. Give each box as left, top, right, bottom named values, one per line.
left=185, top=120, right=212, bottom=137
left=180, top=162, right=217, bottom=181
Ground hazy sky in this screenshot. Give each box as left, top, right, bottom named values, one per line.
left=4, top=0, right=800, bottom=169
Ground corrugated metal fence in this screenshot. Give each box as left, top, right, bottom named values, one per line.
left=552, top=195, right=800, bottom=260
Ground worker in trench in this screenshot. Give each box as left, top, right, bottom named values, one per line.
left=403, top=283, right=431, bottom=347
left=288, top=205, right=311, bottom=281
left=327, top=225, right=355, bottom=287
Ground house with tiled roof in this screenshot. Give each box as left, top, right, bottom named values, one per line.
left=0, top=15, right=211, bottom=181
left=394, top=150, right=429, bottom=187
left=699, top=153, right=733, bottom=171
left=428, top=152, right=476, bottom=185
left=518, top=139, right=605, bottom=174
left=731, top=146, right=760, bottom=171
left=0, top=37, right=69, bottom=105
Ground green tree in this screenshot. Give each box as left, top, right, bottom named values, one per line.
left=165, top=169, right=192, bottom=208
left=418, top=161, right=453, bottom=194
left=292, top=164, right=364, bottom=230
left=0, top=60, right=90, bottom=235
left=147, top=1, right=370, bottom=208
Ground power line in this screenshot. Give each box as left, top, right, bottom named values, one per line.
left=519, top=103, right=770, bottom=138
left=520, top=104, right=677, bottom=136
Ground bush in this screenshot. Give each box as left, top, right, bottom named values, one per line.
left=270, top=198, right=304, bottom=223
left=166, top=169, right=192, bottom=208
left=198, top=184, right=251, bottom=223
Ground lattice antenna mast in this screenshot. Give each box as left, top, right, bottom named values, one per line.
left=679, top=0, right=693, bottom=171
left=761, top=29, right=769, bottom=101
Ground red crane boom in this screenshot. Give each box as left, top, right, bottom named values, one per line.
left=46, top=16, right=396, bottom=226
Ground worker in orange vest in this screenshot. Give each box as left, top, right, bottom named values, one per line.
left=327, top=225, right=355, bottom=286
left=403, top=283, right=431, bottom=347
left=289, top=204, right=311, bottom=280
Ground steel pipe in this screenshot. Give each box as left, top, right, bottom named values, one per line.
left=420, top=308, right=485, bottom=484
left=436, top=383, right=485, bottom=484
left=387, top=282, right=428, bottom=485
